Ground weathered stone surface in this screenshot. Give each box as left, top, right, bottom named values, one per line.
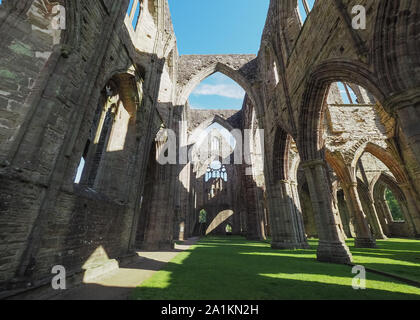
left=0, top=0, right=420, bottom=298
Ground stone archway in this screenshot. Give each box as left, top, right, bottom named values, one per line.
left=351, top=142, right=408, bottom=185
left=298, top=60, right=385, bottom=161
left=176, top=54, right=262, bottom=115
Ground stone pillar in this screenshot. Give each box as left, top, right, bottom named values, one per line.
left=290, top=181, right=310, bottom=245
left=398, top=183, right=420, bottom=236
left=342, top=183, right=377, bottom=247
left=332, top=185, right=348, bottom=241
left=393, top=96, right=420, bottom=165
left=256, top=188, right=267, bottom=240
left=380, top=199, right=395, bottom=224
left=245, top=185, right=264, bottom=241
left=374, top=200, right=392, bottom=236
left=141, top=138, right=176, bottom=250
left=366, top=193, right=388, bottom=240
left=263, top=193, right=271, bottom=237
left=301, top=160, right=352, bottom=264
left=266, top=180, right=309, bottom=249
left=399, top=203, right=417, bottom=237
left=141, top=181, right=175, bottom=250
left=299, top=186, right=318, bottom=237
left=337, top=191, right=356, bottom=238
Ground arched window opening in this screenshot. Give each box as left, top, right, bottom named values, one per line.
left=264, top=48, right=279, bottom=88
left=167, top=50, right=175, bottom=79
left=273, top=61, right=280, bottom=86
left=199, top=209, right=208, bottom=223
left=211, top=137, right=220, bottom=154
left=225, top=224, right=233, bottom=235
left=198, top=209, right=208, bottom=235
left=190, top=72, right=245, bottom=110
left=73, top=81, right=116, bottom=186
left=74, top=92, right=116, bottom=187
left=74, top=140, right=90, bottom=184
left=74, top=74, right=139, bottom=190
left=385, top=188, right=405, bottom=222
left=191, top=121, right=236, bottom=169
left=298, top=0, right=316, bottom=24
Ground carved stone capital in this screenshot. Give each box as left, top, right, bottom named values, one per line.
left=300, top=159, right=326, bottom=169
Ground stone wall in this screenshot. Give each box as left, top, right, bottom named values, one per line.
left=0, top=0, right=173, bottom=294
left=1, top=0, right=420, bottom=297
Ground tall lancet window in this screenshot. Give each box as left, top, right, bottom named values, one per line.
left=211, top=137, right=220, bottom=154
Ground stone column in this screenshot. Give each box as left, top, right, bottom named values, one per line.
left=332, top=185, right=348, bottom=241
left=398, top=183, right=420, bottom=236
left=366, top=193, right=388, bottom=240
left=399, top=203, right=417, bottom=237
left=337, top=191, right=355, bottom=238
left=392, top=95, right=420, bottom=165
left=245, top=185, right=264, bottom=241
left=142, top=180, right=175, bottom=250
left=263, top=193, right=271, bottom=237
left=256, top=187, right=267, bottom=240
left=342, top=183, right=377, bottom=247
left=141, top=137, right=176, bottom=250
left=380, top=199, right=395, bottom=224
left=266, top=180, right=309, bottom=249
left=290, top=181, right=310, bottom=245
left=301, top=160, right=352, bottom=264
left=374, top=200, right=392, bottom=236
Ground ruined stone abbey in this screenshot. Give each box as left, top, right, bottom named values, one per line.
left=0, top=0, right=420, bottom=298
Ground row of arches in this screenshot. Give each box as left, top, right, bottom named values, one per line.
left=3, top=0, right=420, bottom=291
left=31, top=0, right=420, bottom=267
left=264, top=70, right=420, bottom=263
left=177, top=0, right=420, bottom=267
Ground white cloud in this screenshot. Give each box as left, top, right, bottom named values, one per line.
left=193, top=83, right=245, bottom=100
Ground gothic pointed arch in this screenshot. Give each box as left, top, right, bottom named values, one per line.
left=298, top=59, right=386, bottom=161
left=176, top=55, right=262, bottom=116
left=351, top=142, right=409, bottom=185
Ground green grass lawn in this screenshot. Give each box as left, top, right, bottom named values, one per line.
left=131, top=236, right=420, bottom=300
left=346, top=238, right=420, bottom=283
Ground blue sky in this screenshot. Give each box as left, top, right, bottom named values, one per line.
left=298, top=0, right=316, bottom=23
left=168, top=0, right=269, bottom=109
left=189, top=73, right=245, bottom=110
left=168, top=0, right=269, bottom=55
left=337, top=82, right=358, bottom=104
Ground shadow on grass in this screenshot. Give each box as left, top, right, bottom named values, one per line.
left=343, top=238, right=420, bottom=283
left=131, top=237, right=420, bottom=300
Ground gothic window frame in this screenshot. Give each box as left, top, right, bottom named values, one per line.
left=205, top=160, right=228, bottom=182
